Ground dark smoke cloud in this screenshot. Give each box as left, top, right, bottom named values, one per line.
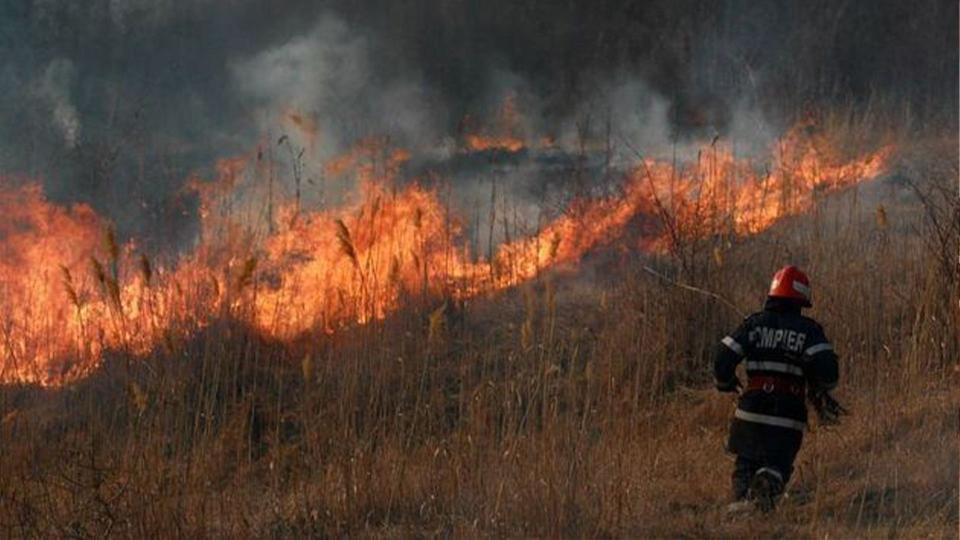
left=0, top=0, right=955, bottom=247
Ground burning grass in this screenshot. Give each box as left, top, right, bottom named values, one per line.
left=0, top=119, right=893, bottom=385
left=0, top=116, right=955, bottom=537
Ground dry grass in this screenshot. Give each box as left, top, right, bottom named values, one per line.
left=0, top=126, right=956, bottom=538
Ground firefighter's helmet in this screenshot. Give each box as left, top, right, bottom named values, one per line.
left=768, top=265, right=812, bottom=307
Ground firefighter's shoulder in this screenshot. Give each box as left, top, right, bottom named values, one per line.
left=798, top=314, right=826, bottom=332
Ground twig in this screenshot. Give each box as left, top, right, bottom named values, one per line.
left=641, top=265, right=746, bottom=318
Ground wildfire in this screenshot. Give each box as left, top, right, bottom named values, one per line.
left=282, top=107, right=319, bottom=151
left=0, top=120, right=892, bottom=385
left=461, top=94, right=527, bottom=153
left=0, top=184, right=103, bottom=381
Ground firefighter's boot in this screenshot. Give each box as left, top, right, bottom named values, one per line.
left=748, top=468, right=784, bottom=513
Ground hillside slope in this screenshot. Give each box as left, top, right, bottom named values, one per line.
left=0, top=137, right=956, bottom=538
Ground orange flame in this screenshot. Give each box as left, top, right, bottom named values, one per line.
left=462, top=94, right=527, bottom=153
left=282, top=107, right=319, bottom=151
left=0, top=121, right=892, bottom=385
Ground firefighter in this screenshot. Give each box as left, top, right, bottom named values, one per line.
left=714, top=265, right=845, bottom=512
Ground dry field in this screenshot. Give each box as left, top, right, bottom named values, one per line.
left=0, top=120, right=957, bottom=538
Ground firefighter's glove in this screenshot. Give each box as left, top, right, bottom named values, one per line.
left=810, top=390, right=848, bottom=425
left=716, top=376, right=742, bottom=394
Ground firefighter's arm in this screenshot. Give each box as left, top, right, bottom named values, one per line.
left=804, top=328, right=847, bottom=423
left=803, top=330, right=838, bottom=393
left=714, top=324, right=749, bottom=393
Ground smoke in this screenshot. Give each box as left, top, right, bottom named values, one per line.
left=230, top=14, right=443, bottom=156
left=107, top=0, right=172, bottom=31
left=0, top=0, right=954, bottom=246
left=37, top=59, right=81, bottom=148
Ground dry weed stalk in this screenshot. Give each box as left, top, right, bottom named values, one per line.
left=335, top=219, right=359, bottom=270
left=428, top=302, right=446, bottom=345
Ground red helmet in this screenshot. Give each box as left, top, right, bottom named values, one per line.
left=768, top=265, right=812, bottom=307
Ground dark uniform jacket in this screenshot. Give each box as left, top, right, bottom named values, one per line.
left=714, top=298, right=839, bottom=460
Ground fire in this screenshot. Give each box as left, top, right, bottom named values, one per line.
left=0, top=121, right=892, bottom=385
left=0, top=184, right=103, bottom=381
left=0, top=183, right=217, bottom=382
left=463, top=134, right=526, bottom=153
left=252, top=181, right=455, bottom=337
left=461, top=94, right=527, bottom=153
left=625, top=123, right=893, bottom=245
left=323, top=136, right=410, bottom=180
left=282, top=107, right=319, bottom=151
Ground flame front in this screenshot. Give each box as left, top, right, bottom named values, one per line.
left=0, top=121, right=892, bottom=385
left=461, top=94, right=527, bottom=153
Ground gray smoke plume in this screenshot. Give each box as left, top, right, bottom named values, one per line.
left=0, top=0, right=954, bottom=249
left=229, top=13, right=444, bottom=158
left=38, top=58, right=81, bottom=148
